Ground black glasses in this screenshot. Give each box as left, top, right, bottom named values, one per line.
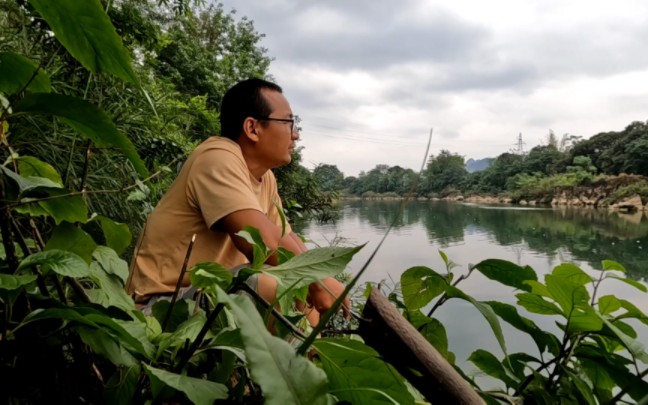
left=253, top=115, right=300, bottom=134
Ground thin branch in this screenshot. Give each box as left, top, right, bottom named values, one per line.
left=162, top=234, right=196, bottom=331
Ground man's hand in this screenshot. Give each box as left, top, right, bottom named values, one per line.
left=307, top=277, right=350, bottom=319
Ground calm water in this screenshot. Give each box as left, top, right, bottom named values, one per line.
left=299, top=200, right=648, bottom=379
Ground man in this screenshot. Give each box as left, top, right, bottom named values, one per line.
left=126, top=78, right=349, bottom=325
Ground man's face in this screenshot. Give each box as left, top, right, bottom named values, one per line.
left=255, top=89, right=300, bottom=168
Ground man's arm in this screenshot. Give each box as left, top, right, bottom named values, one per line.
left=217, top=209, right=350, bottom=318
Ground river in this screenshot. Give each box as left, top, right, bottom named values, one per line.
left=297, top=200, right=648, bottom=382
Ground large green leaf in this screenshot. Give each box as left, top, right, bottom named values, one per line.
left=0, top=274, right=37, bottom=290
left=468, top=349, right=518, bottom=388
left=0, top=52, right=51, bottom=94
left=265, top=245, right=363, bottom=289
left=568, top=308, right=603, bottom=333
left=445, top=285, right=508, bottom=356
left=104, top=365, right=140, bottom=404
left=95, top=215, right=132, bottom=256
left=87, top=261, right=135, bottom=312
left=237, top=226, right=268, bottom=269
left=486, top=301, right=556, bottom=354
left=552, top=263, right=592, bottom=286
left=13, top=93, right=147, bottom=177
left=36, top=188, right=88, bottom=224
left=28, top=0, right=138, bottom=84
left=419, top=317, right=455, bottom=363
left=0, top=165, right=61, bottom=194
left=472, top=259, right=537, bottom=292
left=564, top=368, right=596, bottom=405
left=17, top=249, right=90, bottom=278
left=400, top=266, right=447, bottom=310
left=601, top=260, right=626, bottom=272
left=516, top=292, right=563, bottom=315
left=597, top=314, right=648, bottom=363
left=77, top=326, right=138, bottom=367
left=189, top=262, right=233, bottom=293
left=313, top=338, right=415, bottom=405
left=216, top=288, right=329, bottom=405
left=598, top=295, right=622, bottom=315
left=92, top=246, right=129, bottom=284
left=606, top=274, right=648, bottom=293
left=144, top=364, right=228, bottom=405
left=545, top=274, right=589, bottom=314
left=16, top=156, right=61, bottom=185
left=44, top=222, right=97, bottom=263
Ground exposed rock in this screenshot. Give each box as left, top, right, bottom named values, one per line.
left=609, top=195, right=644, bottom=212
left=519, top=200, right=528, bottom=206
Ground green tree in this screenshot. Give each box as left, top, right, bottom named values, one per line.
left=422, top=150, right=467, bottom=195
left=312, top=163, right=345, bottom=192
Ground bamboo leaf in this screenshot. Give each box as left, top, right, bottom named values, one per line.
left=144, top=364, right=228, bottom=405
left=17, top=249, right=90, bottom=278
left=28, top=0, right=139, bottom=84
left=265, top=245, right=363, bottom=289
left=13, top=93, right=147, bottom=177
left=400, top=266, right=447, bottom=310
left=0, top=52, right=51, bottom=94
left=472, top=259, right=537, bottom=292
left=313, top=338, right=415, bottom=405
left=217, top=288, right=329, bottom=405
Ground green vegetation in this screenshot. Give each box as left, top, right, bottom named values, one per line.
left=324, top=128, right=648, bottom=202
left=1, top=1, right=647, bottom=404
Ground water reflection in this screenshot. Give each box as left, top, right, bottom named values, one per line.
left=304, top=200, right=648, bottom=281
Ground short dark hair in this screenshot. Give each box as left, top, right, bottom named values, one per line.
left=219, top=78, right=283, bottom=140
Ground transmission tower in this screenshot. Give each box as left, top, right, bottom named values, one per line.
left=514, top=132, right=526, bottom=155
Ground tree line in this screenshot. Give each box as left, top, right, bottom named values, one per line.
left=317, top=124, right=648, bottom=200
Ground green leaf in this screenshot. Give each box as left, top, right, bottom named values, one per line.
left=92, top=246, right=129, bottom=284
left=216, top=288, right=329, bottom=405
left=13, top=93, right=147, bottom=177
left=552, top=263, right=592, bottom=286
left=617, top=299, right=648, bottom=326
left=189, top=262, right=233, bottom=292
left=597, top=314, right=648, bottom=363
left=445, top=285, right=508, bottom=356
left=36, top=188, right=88, bottom=224
left=486, top=301, right=554, bottom=354
left=468, top=349, right=517, bottom=387
left=400, top=266, right=447, bottom=310
left=598, top=295, right=621, bottom=315
left=516, top=292, right=563, bottom=315
left=28, top=0, right=138, bottom=84
left=472, top=259, right=537, bottom=292
left=87, top=261, right=135, bottom=312
left=0, top=274, right=37, bottom=290
left=564, top=368, right=596, bottom=405
left=77, top=326, right=138, bottom=367
left=144, top=364, right=228, bottom=405
left=438, top=249, right=458, bottom=271
left=419, top=318, right=454, bottom=363
left=601, top=260, right=626, bottom=272
left=0, top=165, right=61, bottom=194
left=313, top=338, right=415, bottom=405
left=580, top=359, right=614, bottom=402
left=95, top=215, right=131, bottom=256
left=17, top=249, right=90, bottom=278
left=16, top=156, right=61, bottom=185
left=0, top=52, right=51, bottom=94
left=606, top=274, right=648, bottom=293
left=266, top=245, right=363, bottom=289
left=236, top=227, right=268, bottom=269
left=104, top=365, right=140, bottom=404
left=545, top=274, right=589, bottom=314
left=568, top=308, right=603, bottom=333
left=44, top=222, right=97, bottom=263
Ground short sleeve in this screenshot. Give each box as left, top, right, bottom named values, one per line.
left=186, top=148, right=263, bottom=228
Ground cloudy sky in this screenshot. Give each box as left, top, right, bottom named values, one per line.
left=217, top=0, right=648, bottom=177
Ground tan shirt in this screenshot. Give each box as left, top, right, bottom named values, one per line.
left=126, top=137, right=290, bottom=300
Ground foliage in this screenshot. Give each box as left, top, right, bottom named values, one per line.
left=396, top=251, right=648, bottom=403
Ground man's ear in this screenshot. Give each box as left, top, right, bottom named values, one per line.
left=242, top=117, right=260, bottom=143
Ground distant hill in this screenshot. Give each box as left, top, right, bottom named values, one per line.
left=465, top=158, right=493, bottom=173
